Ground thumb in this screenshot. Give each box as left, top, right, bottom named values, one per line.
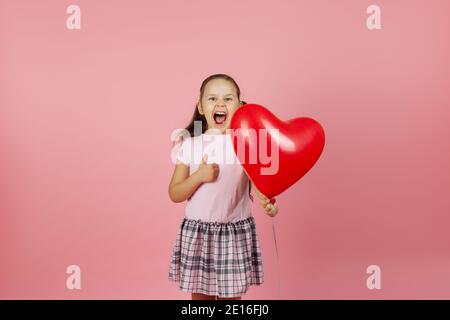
left=201, top=154, right=208, bottom=164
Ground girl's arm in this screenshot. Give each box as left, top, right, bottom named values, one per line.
left=168, top=163, right=202, bottom=203
left=251, top=182, right=266, bottom=202
left=168, top=155, right=219, bottom=203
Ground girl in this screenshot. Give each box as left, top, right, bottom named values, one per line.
left=168, top=74, right=278, bottom=300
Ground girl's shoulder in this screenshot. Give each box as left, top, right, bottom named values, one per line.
left=176, top=133, right=196, bottom=145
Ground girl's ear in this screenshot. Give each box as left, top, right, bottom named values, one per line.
left=197, top=101, right=203, bottom=115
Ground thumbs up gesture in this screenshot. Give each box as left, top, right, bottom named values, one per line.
left=196, top=154, right=220, bottom=183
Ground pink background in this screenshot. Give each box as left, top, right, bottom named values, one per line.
left=1, top=0, right=449, bottom=299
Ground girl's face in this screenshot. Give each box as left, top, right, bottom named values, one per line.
left=197, top=78, right=243, bottom=134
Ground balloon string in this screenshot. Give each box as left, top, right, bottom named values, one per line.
left=272, top=218, right=281, bottom=299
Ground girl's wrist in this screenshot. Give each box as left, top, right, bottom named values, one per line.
left=191, top=169, right=205, bottom=184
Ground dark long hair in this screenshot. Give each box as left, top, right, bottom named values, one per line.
left=179, top=73, right=253, bottom=202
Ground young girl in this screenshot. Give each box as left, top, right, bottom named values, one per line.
left=168, top=74, right=278, bottom=300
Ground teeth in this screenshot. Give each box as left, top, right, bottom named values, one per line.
left=215, top=111, right=226, bottom=115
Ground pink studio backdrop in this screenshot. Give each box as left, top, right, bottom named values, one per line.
left=1, top=0, right=450, bottom=299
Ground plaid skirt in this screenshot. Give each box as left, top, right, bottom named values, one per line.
left=168, top=215, right=264, bottom=298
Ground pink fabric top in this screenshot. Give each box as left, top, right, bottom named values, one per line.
left=175, top=133, right=252, bottom=223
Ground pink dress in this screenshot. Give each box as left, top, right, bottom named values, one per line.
left=175, top=132, right=252, bottom=223
left=169, top=132, right=264, bottom=298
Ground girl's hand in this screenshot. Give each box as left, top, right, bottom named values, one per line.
left=196, top=154, right=219, bottom=183
left=249, top=180, right=279, bottom=217
left=260, top=197, right=278, bottom=217
left=255, top=190, right=278, bottom=218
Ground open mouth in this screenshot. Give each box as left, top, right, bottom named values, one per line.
left=213, top=110, right=227, bottom=125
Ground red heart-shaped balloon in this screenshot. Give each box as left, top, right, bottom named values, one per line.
left=229, top=104, right=325, bottom=198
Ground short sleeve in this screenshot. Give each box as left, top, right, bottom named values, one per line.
left=175, top=137, right=192, bottom=165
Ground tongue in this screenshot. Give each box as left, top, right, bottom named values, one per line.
left=214, top=114, right=226, bottom=124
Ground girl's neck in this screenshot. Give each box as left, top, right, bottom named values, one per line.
left=204, top=128, right=229, bottom=135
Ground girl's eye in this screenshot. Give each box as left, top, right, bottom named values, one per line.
left=207, top=97, right=232, bottom=101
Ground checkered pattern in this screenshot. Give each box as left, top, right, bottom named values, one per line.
left=169, top=216, right=264, bottom=298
